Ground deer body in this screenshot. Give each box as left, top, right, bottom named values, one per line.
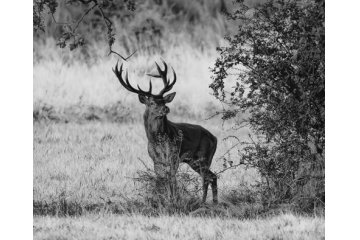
left=114, top=61, right=218, bottom=203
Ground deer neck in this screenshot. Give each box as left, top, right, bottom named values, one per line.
left=143, top=110, right=169, bottom=141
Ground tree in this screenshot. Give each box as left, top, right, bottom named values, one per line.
left=33, top=0, right=136, bottom=60
left=210, top=0, right=324, bottom=212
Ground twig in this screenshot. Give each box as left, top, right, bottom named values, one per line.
left=215, top=163, right=243, bottom=175
left=205, top=111, right=220, bottom=120
left=109, top=49, right=137, bottom=61
left=51, top=13, right=69, bottom=25
left=73, top=2, right=98, bottom=32
left=232, top=122, right=250, bottom=130
left=97, top=5, right=136, bottom=61
left=214, top=142, right=241, bottom=162
left=248, top=133, right=257, bottom=146
left=223, top=135, right=241, bottom=142
left=231, top=118, right=250, bottom=130
left=137, top=157, right=152, bottom=171
left=77, top=0, right=95, bottom=4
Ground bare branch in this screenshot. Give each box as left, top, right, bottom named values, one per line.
left=214, top=142, right=241, bottom=163
left=205, top=111, right=220, bottom=120
left=51, top=13, right=69, bottom=25
left=215, top=163, right=243, bottom=176
left=109, top=49, right=137, bottom=61
left=73, top=2, right=98, bottom=32
left=77, top=0, right=95, bottom=4
left=97, top=5, right=112, bottom=27
left=97, top=4, right=136, bottom=61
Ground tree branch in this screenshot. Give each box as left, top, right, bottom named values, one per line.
left=73, top=2, right=98, bottom=32
left=51, top=13, right=68, bottom=25
left=109, top=49, right=137, bottom=61
left=97, top=4, right=136, bottom=61
left=38, top=0, right=136, bottom=60
left=215, top=163, right=243, bottom=176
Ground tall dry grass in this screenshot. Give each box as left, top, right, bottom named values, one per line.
left=34, top=38, right=230, bottom=122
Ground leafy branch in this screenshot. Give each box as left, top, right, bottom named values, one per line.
left=33, top=0, right=136, bottom=60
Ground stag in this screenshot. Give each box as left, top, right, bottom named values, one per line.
left=113, top=61, right=218, bottom=204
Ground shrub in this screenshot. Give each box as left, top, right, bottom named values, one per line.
left=210, top=0, right=325, bottom=212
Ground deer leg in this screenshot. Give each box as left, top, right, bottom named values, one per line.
left=187, top=159, right=212, bottom=204
left=209, top=171, right=218, bottom=204
left=202, top=175, right=209, bottom=203
left=204, top=170, right=218, bottom=204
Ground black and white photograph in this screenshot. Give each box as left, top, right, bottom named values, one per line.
left=30, top=0, right=327, bottom=239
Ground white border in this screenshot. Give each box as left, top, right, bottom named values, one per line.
left=0, top=1, right=33, bottom=238
left=326, top=0, right=360, bottom=239
left=0, top=0, right=359, bottom=238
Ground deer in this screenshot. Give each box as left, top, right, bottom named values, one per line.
left=113, top=60, right=218, bottom=204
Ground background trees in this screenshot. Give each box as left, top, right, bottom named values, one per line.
left=210, top=0, right=325, bottom=212
left=33, top=0, right=229, bottom=59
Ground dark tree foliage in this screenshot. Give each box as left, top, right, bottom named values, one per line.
left=210, top=0, right=324, bottom=212
left=33, top=0, right=136, bottom=59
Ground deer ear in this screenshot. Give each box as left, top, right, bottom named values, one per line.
left=138, top=95, right=147, bottom=104
left=163, top=92, right=176, bottom=103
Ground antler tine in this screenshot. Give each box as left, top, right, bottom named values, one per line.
left=169, top=66, right=177, bottom=88
left=137, top=80, right=153, bottom=95
left=144, top=60, right=176, bottom=97
left=147, top=61, right=166, bottom=89
left=113, top=62, right=129, bottom=91
left=150, top=60, right=175, bottom=96
left=158, top=65, right=176, bottom=96
left=113, top=62, right=153, bottom=97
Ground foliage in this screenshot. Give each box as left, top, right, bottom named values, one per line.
left=34, top=0, right=58, bottom=32
left=33, top=0, right=136, bottom=59
left=210, top=0, right=325, bottom=212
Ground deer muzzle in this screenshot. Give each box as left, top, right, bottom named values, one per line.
left=159, top=106, right=170, bottom=116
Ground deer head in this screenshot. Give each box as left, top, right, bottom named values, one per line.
left=113, top=60, right=177, bottom=119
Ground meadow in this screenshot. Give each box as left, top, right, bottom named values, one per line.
left=33, top=1, right=324, bottom=238
left=34, top=120, right=255, bottom=213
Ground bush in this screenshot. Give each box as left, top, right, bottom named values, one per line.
left=210, top=0, right=325, bottom=213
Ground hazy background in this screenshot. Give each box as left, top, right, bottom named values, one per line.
left=33, top=0, right=266, bottom=122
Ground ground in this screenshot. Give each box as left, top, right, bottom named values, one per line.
left=34, top=213, right=324, bottom=240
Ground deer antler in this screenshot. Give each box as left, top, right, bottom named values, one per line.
left=113, top=62, right=154, bottom=97
left=147, top=60, right=177, bottom=97
left=113, top=60, right=176, bottom=98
